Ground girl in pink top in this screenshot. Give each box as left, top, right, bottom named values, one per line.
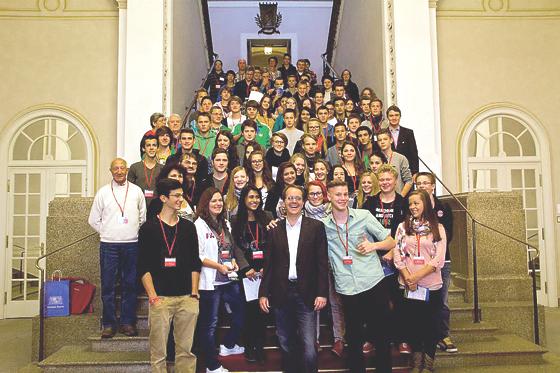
left=393, top=189, right=447, bottom=373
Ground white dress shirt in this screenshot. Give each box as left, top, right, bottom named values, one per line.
left=285, top=215, right=303, bottom=280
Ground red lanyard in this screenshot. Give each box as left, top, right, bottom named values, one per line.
left=111, top=181, right=129, bottom=217
left=246, top=223, right=259, bottom=250
left=335, top=221, right=349, bottom=256
left=143, top=161, right=155, bottom=189
left=415, top=234, right=421, bottom=257
left=350, top=175, right=357, bottom=191
left=158, top=215, right=178, bottom=256
left=187, top=184, right=195, bottom=203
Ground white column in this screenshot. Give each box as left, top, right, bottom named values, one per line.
left=392, top=0, right=442, bottom=177
left=121, top=0, right=165, bottom=163
left=116, top=0, right=127, bottom=157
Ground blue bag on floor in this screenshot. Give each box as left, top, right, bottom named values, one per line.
left=44, top=270, right=70, bottom=317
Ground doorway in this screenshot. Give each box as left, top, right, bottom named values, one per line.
left=247, top=39, right=291, bottom=67
left=461, top=108, right=557, bottom=306
left=2, top=110, right=94, bottom=318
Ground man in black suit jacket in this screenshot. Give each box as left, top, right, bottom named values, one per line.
left=259, top=185, right=328, bottom=373
left=233, top=66, right=255, bottom=101
left=387, top=105, right=419, bottom=176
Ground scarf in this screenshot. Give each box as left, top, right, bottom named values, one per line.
left=410, top=218, right=432, bottom=237
left=304, top=201, right=330, bottom=220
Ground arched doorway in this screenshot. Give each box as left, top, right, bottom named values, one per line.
left=460, top=105, right=557, bottom=306
left=2, top=108, right=95, bottom=318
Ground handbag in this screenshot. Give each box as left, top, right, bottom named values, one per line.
left=65, top=277, right=96, bottom=314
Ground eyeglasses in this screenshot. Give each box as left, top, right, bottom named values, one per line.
left=308, top=192, right=322, bottom=198
left=285, top=196, right=303, bottom=202
left=169, top=193, right=185, bottom=199
left=273, top=140, right=285, bottom=144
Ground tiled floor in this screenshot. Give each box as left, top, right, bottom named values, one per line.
left=0, top=318, right=32, bottom=373
left=3, top=307, right=560, bottom=372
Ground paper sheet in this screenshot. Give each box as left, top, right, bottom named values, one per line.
left=405, top=286, right=429, bottom=301
left=242, top=277, right=262, bottom=302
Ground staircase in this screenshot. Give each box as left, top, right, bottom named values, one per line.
left=31, top=281, right=549, bottom=372
left=24, top=195, right=556, bottom=372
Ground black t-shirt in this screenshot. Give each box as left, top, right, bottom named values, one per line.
left=138, top=217, right=202, bottom=296
left=363, top=193, right=406, bottom=239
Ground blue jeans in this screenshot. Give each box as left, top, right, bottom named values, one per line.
left=438, top=261, right=451, bottom=340
left=198, top=282, right=244, bottom=370
left=99, top=242, right=138, bottom=327
left=274, top=282, right=317, bottom=373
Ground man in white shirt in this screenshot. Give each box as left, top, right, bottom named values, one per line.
left=88, top=158, right=147, bottom=339
left=278, top=109, right=304, bottom=155
left=259, top=185, right=328, bottom=373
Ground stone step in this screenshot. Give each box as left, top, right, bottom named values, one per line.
left=40, top=333, right=547, bottom=372
left=38, top=345, right=150, bottom=373
left=92, top=319, right=498, bottom=353
left=448, top=285, right=466, bottom=304
left=435, top=333, right=547, bottom=368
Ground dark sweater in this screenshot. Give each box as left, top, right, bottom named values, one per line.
left=138, top=218, right=202, bottom=296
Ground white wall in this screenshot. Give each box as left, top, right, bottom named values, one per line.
left=333, top=0, right=385, bottom=101
left=172, top=0, right=210, bottom=114
left=208, top=1, right=332, bottom=72
left=120, top=0, right=209, bottom=164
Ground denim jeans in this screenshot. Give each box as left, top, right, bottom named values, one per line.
left=99, top=241, right=138, bottom=327
left=198, top=282, right=244, bottom=371
left=438, top=261, right=451, bottom=340
left=274, top=282, right=318, bottom=373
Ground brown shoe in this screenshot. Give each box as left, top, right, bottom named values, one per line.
left=362, top=341, right=374, bottom=354
left=331, top=340, right=344, bottom=357
left=119, top=324, right=138, bottom=337
left=101, top=326, right=116, bottom=339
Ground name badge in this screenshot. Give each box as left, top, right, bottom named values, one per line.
left=342, top=255, right=353, bottom=265
left=215, top=84, right=221, bottom=89
left=219, top=77, right=225, bottom=81
left=252, top=250, right=264, bottom=259
left=117, top=216, right=128, bottom=225
left=144, top=189, right=154, bottom=198
left=413, top=256, right=425, bottom=265
left=164, top=257, right=177, bottom=267
left=221, top=250, right=230, bottom=260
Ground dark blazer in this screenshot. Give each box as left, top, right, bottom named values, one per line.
left=391, top=126, right=419, bottom=175
left=233, top=79, right=253, bottom=101
left=259, top=216, right=329, bottom=308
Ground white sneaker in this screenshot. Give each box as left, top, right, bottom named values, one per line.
left=219, top=344, right=245, bottom=356
left=206, top=366, right=229, bottom=373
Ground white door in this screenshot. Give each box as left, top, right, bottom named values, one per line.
left=5, top=167, right=87, bottom=317
left=468, top=162, right=547, bottom=303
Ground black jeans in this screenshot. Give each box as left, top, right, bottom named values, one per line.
left=243, top=299, right=267, bottom=351
left=401, top=288, right=442, bottom=358
left=340, top=283, right=392, bottom=373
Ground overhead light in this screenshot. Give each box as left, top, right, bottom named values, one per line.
left=264, top=47, right=273, bottom=55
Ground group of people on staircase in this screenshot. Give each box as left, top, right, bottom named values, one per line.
left=88, top=53, right=456, bottom=373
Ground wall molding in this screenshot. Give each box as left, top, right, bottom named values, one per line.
left=437, top=0, right=560, bottom=18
